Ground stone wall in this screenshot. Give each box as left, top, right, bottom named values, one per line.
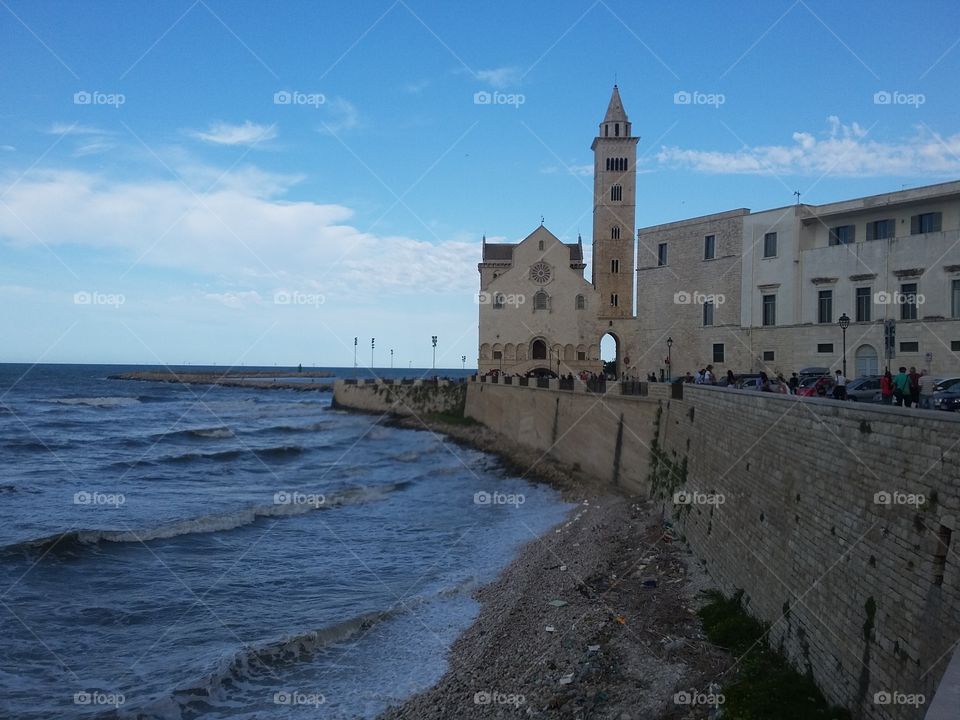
left=331, top=379, right=466, bottom=418
left=464, top=378, right=959, bottom=719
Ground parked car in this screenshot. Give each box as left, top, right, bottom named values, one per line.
left=846, top=376, right=882, bottom=402
left=739, top=376, right=788, bottom=393
left=935, top=388, right=960, bottom=412
left=796, top=375, right=834, bottom=397
left=932, top=377, right=960, bottom=409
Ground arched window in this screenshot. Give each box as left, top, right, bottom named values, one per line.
left=538, top=239, right=544, bottom=251
left=615, top=123, right=620, bottom=137
left=604, top=124, right=609, bottom=137
left=532, top=339, right=547, bottom=359
left=610, top=185, right=622, bottom=202
left=611, top=259, right=620, bottom=273
left=611, top=226, right=620, bottom=240
left=575, top=295, right=585, bottom=310
left=533, top=291, right=549, bottom=311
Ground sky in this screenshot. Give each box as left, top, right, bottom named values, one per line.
left=1, top=0, right=959, bottom=367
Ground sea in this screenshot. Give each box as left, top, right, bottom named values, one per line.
left=0, top=364, right=571, bottom=719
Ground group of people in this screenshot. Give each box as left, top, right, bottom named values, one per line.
left=879, top=366, right=934, bottom=407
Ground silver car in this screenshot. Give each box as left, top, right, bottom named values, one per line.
left=845, top=376, right=882, bottom=402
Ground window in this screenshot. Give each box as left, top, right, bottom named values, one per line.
left=817, top=343, right=834, bottom=353
left=952, top=279, right=960, bottom=319
left=611, top=259, right=620, bottom=273
left=900, top=341, right=919, bottom=353
left=762, top=350, right=775, bottom=362
left=532, top=340, right=547, bottom=359
left=493, top=351, right=502, bottom=360
left=952, top=341, right=960, bottom=351
left=575, top=294, right=585, bottom=310
left=611, top=226, right=620, bottom=239
left=829, top=225, right=856, bottom=245
left=704, top=234, right=716, bottom=260
left=577, top=351, right=586, bottom=360
left=867, top=219, right=895, bottom=241
left=493, top=293, right=504, bottom=310
left=615, top=122, right=620, bottom=137
left=538, top=240, right=544, bottom=251
left=762, top=294, right=776, bottom=326
left=763, top=232, right=777, bottom=258
left=657, top=243, right=667, bottom=266
left=533, top=291, right=549, bottom=311
left=817, top=290, right=833, bottom=324
left=900, top=282, right=919, bottom=320
left=703, top=300, right=715, bottom=326
left=713, top=343, right=725, bottom=363
left=911, top=212, right=942, bottom=234
left=606, top=157, right=627, bottom=172
left=610, top=185, right=622, bottom=202
left=610, top=293, right=619, bottom=307
left=855, top=287, right=872, bottom=322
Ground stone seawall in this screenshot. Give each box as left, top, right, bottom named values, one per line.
left=463, top=377, right=959, bottom=719
left=331, top=379, right=467, bottom=417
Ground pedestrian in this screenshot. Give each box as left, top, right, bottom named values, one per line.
left=684, top=372, right=694, bottom=383
left=788, top=372, right=799, bottom=395
left=833, top=369, right=847, bottom=400
left=880, top=370, right=894, bottom=405
left=919, top=371, right=936, bottom=409
left=694, top=368, right=705, bottom=384
left=893, top=367, right=910, bottom=407
left=759, top=371, right=772, bottom=392
left=908, top=366, right=921, bottom=408
left=726, top=369, right=736, bottom=387
left=704, top=364, right=715, bottom=385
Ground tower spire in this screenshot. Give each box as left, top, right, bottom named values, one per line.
left=603, top=84, right=629, bottom=124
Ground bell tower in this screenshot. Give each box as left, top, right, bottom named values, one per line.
left=591, top=85, right=638, bottom=319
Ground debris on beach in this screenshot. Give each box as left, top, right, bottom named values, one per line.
left=548, top=599, right=568, bottom=607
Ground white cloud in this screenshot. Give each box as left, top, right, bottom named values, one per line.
left=476, top=66, right=522, bottom=89
left=190, top=121, right=277, bottom=146
left=204, top=290, right=263, bottom=309
left=0, top=166, right=478, bottom=299
left=656, top=117, right=960, bottom=177
left=403, top=79, right=430, bottom=94
left=317, top=98, right=360, bottom=135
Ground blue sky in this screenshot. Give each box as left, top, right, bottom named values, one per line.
left=2, top=0, right=959, bottom=367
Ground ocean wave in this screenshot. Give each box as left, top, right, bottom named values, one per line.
left=260, top=420, right=332, bottom=434
left=46, top=397, right=142, bottom=408
left=154, top=426, right=235, bottom=440
left=0, top=481, right=413, bottom=556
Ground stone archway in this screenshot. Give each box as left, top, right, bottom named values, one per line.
left=532, top=338, right=548, bottom=360
left=599, top=332, right=620, bottom=378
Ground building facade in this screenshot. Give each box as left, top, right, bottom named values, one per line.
left=478, top=83, right=960, bottom=380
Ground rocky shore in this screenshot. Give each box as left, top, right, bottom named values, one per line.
left=377, top=416, right=729, bottom=719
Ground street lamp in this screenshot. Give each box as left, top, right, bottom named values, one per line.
left=371, top=338, right=375, bottom=369
left=666, top=337, right=673, bottom=381
left=461, top=355, right=466, bottom=369
left=390, top=349, right=394, bottom=368
left=838, top=313, right=850, bottom=377
left=353, top=337, right=358, bottom=369
left=431, top=336, right=438, bottom=369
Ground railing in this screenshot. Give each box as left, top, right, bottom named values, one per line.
left=504, top=376, right=513, bottom=385
left=586, top=378, right=606, bottom=394
left=536, top=378, right=550, bottom=389
left=621, top=381, right=648, bottom=396
left=559, top=377, right=574, bottom=391
left=519, top=377, right=529, bottom=387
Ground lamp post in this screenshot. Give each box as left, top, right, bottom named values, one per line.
left=431, top=336, right=438, bottom=369
left=353, top=337, right=358, bottom=369
left=461, top=355, right=466, bottom=369
left=666, top=337, right=673, bottom=381
left=838, top=313, right=850, bottom=377
left=390, top=349, right=394, bottom=368
left=370, top=338, right=375, bottom=369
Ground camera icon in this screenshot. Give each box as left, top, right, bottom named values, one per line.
left=475, top=291, right=491, bottom=305
left=873, top=690, right=892, bottom=705
left=673, top=690, right=692, bottom=705
left=273, top=291, right=291, bottom=305
left=273, top=691, right=292, bottom=705
left=874, top=291, right=891, bottom=305
left=74, top=491, right=92, bottom=505
left=74, top=91, right=92, bottom=105
left=873, top=90, right=892, bottom=105
left=74, top=291, right=91, bottom=305
left=673, top=90, right=692, bottom=105
left=673, top=291, right=691, bottom=304
left=474, top=90, right=492, bottom=105
left=474, top=491, right=491, bottom=506
left=274, top=491, right=292, bottom=505
left=873, top=491, right=892, bottom=506
left=474, top=691, right=492, bottom=705
left=273, top=91, right=292, bottom=105
left=673, top=490, right=692, bottom=505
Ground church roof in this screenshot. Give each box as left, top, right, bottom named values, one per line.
left=481, top=240, right=583, bottom=265
left=602, top=84, right=629, bottom=123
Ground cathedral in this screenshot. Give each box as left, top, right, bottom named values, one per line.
left=477, top=85, right=638, bottom=377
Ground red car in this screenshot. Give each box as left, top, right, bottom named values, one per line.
left=796, top=375, right=835, bottom=397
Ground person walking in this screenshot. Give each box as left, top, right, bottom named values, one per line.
left=704, top=364, right=715, bottom=385
left=788, top=372, right=799, bottom=395
left=833, top=369, right=847, bottom=400
left=908, top=366, right=921, bottom=408
left=726, top=369, right=736, bottom=387
left=893, top=367, right=911, bottom=407
left=919, top=371, right=936, bottom=409
left=759, top=371, right=772, bottom=392
left=880, top=370, right=894, bottom=405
